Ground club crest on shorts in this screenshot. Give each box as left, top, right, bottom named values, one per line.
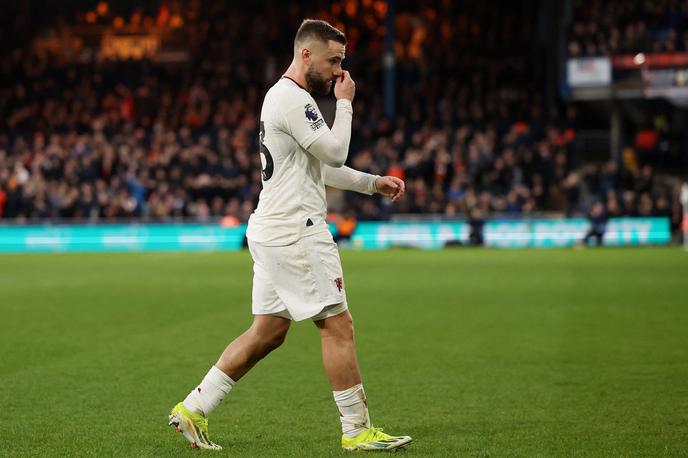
left=334, top=277, right=343, bottom=292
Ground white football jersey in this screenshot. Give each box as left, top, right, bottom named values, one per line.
left=246, top=77, right=335, bottom=246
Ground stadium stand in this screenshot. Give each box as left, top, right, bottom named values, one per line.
left=0, top=0, right=685, bottom=240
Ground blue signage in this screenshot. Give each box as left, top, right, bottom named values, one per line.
left=0, top=217, right=671, bottom=253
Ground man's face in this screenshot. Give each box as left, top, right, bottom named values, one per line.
left=304, top=40, right=345, bottom=95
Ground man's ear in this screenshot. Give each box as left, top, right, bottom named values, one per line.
left=301, top=47, right=311, bottom=63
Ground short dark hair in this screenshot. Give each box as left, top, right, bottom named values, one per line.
left=294, top=19, right=346, bottom=49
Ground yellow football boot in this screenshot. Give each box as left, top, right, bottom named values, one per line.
left=168, top=402, right=222, bottom=450
left=341, top=426, right=412, bottom=451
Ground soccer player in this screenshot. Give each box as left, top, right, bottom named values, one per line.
left=168, top=19, right=411, bottom=452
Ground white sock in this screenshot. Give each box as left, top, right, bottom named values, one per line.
left=183, top=365, right=236, bottom=416
left=333, top=384, right=371, bottom=438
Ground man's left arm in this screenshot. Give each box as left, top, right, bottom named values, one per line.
left=323, top=165, right=405, bottom=202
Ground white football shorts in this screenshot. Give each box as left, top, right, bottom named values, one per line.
left=248, top=230, right=348, bottom=321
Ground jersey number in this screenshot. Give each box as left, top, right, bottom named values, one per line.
left=259, top=121, right=274, bottom=181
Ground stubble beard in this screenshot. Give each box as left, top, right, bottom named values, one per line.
left=305, top=67, right=332, bottom=96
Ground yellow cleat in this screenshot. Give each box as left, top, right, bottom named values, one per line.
left=168, top=402, right=222, bottom=450
left=341, top=426, right=412, bottom=451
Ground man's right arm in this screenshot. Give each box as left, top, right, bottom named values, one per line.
left=282, top=71, right=356, bottom=168
left=307, top=99, right=352, bottom=167
left=282, top=99, right=352, bottom=167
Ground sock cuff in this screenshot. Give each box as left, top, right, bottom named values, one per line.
left=333, top=383, right=364, bottom=405
left=208, top=365, right=236, bottom=393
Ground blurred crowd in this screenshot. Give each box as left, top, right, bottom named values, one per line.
left=0, top=0, right=684, bottom=237
left=568, top=0, right=688, bottom=57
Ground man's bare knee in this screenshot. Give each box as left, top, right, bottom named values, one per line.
left=250, top=315, right=290, bottom=353
left=316, top=309, right=355, bottom=342
left=263, top=327, right=288, bottom=351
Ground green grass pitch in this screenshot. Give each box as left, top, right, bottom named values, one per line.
left=1, top=247, right=687, bottom=456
